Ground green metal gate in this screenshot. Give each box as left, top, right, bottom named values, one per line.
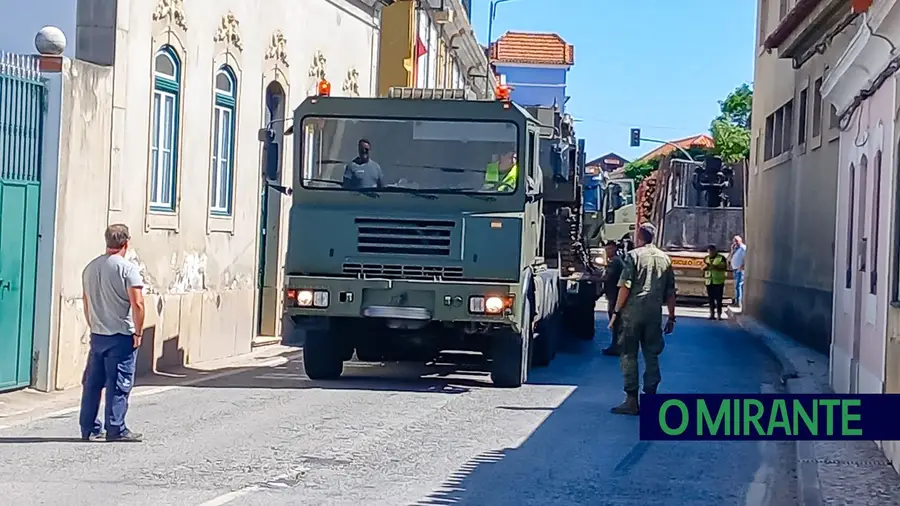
left=0, top=55, right=45, bottom=391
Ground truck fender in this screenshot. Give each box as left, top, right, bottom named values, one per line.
left=532, top=269, right=561, bottom=325
left=520, top=267, right=536, bottom=329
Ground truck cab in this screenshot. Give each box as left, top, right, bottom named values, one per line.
left=277, top=85, right=566, bottom=387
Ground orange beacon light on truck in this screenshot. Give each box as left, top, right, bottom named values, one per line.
left=317, top=79, right=331, bottom=96
left=496, top=84, right=511, bottom=101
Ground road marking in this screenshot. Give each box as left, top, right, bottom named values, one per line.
left=196, top=485, right=262, bottom=506
left=0, top=352, right=302, bottom=430
left=195, top=472, right=299, bottom=506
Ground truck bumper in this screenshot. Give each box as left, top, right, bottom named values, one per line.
left=284, top=275, right=521, bottom=325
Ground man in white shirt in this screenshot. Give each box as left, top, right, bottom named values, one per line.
left=729, top=235, right=747, bottom=307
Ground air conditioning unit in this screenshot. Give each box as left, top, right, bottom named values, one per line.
left=432, top=9, right=454, bottom=24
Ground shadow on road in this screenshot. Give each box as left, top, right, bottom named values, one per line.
left=0, top=437, right=88, bottom=444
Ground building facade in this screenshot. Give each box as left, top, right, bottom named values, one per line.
left=489, top=31, right=573, bottom=108
left=8, top=0, right=391, bottom=392
left=377, top=0, right=493, bottom=97
left=748, top=0, right=855, bottom=353
left=821, top=0, right=900, bottom=471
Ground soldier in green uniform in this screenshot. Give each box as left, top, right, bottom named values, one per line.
left=601, top=240, right=625, bottom=356
left=607, top=223, right=677, bottom=415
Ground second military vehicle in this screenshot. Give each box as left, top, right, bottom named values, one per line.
left=273, top=84, right=588, bottom=388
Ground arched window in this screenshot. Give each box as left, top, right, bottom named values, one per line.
left=149, top=47, right=181, bottom=211
left=210, top=66, right=237, bottom=215
left=846, top=162, right=855, bottom=289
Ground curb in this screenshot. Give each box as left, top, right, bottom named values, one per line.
left=726, top=307, right=823, bottom=506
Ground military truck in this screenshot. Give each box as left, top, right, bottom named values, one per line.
left=523, top=106, right=601, bottom=340
left=272, top=85, right=583, bottom=388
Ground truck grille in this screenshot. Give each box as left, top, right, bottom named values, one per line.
left=342, top=263, right=464, bottom=280
left=355, top=218, right=454, bottom=256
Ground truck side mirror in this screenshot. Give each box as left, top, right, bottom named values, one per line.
left=257, top=127, right=273, bottom=143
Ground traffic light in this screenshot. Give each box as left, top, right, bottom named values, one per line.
left=630, top=128, right=641, bottom=147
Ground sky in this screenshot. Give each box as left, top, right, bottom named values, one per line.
left=469, top=0, right=758, bottom=161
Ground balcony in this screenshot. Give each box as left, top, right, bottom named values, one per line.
left=765, top=0, right=853, bottom=59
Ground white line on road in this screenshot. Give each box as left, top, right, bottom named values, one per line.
left=195, top=485, right=262, bottom=506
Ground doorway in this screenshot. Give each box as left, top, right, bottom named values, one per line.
left=850, top=155, right=869, bottom=394
left=256, top=82, right=286, bottom=339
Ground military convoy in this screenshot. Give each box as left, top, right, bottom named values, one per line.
left=269, top=85, right=600, bottom=388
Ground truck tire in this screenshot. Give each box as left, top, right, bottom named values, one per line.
left=303, top=329, right=344, bottom=380
left=491, top=323, right=530, bottom=388
left=532, top=310, right=559, bottom=367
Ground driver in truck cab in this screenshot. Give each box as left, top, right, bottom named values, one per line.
left=483, top=151, right=518, bottom=192
left=342, top=138, right=384, bottom=189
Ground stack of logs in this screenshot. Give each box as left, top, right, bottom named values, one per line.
left=635, top=172, right=659, bottom=227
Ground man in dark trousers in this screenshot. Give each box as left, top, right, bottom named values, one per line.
left=342, top=138, right=383, bottom=189
left=702, top=244, right=728, bottom=320
left=79, top=224, right=145, bottom=442
left=608, top=224, right=677, bottom=415
left=601, top=240, right=625, bottom=356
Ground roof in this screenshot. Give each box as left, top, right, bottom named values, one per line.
left=638, top=134, right=714, bottom=162
left=489, top=32, right=574, bottom=66
left=587, top=152, right=629, bottom=168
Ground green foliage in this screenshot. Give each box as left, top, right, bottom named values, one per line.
left=710, top=119, right=751, bottom=164
left=623, top=158, right=659, bottom=183
left=709, top=83, right=753, bottom=163
left=715, top=83, right=752, bottom=129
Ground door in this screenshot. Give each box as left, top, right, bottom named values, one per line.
left=0, top=63, right=44, bottom=391
left=850, top=155, right=869, bottom=394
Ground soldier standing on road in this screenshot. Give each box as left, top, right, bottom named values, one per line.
left=607, top=223, right=676, bottom=415
left=601, top=240, right=625, bottom=356
left=79, top=224, right=145, bottom=442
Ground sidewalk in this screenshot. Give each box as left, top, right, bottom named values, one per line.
left=727, top=306, right=900, bottom=506
left=0, top=344, right=301, bottom=429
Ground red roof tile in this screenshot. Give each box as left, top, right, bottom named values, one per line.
left=638, top=134, right=714, bottom=162
left=490, top=32, right=574, bottom=66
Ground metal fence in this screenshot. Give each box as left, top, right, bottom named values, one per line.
left=0, top=52, right=45, bottom=182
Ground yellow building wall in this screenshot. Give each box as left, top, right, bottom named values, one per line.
left=378, top=0, right=415, bottom=95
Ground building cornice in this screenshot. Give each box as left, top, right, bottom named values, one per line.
left=822, top=0, right=900, bottom=115
left=493, top=62, right=571, bottom=70
left=444, top=0, right=496, bottom=97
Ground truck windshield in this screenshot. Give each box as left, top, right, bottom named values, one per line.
left=300, top=117, right=519, bottom=194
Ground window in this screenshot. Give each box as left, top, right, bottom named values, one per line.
left=812, top=78, right=823, bottom=138
left=871, top=151, right=883, bottom=294
left=149, top=47, right=181, bottom=211
left=893, top=143, right=900, bottom=303
left=829, top=104, right=839, bottom=129
left=210, top=66, right=237, bottom=215
left=846, top=163, right=856, bottom=288
left=779, top=0, right=789, bottom=19
left=798, top=87, right=808, bottom=145
left=759, top=0, right=769, bottom=43
left=764, top=99, right=793, bottom=160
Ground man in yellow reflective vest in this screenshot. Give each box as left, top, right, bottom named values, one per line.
left=483, top=151, right=518, bottom=192
left=702, top=244, right=728, bottom=320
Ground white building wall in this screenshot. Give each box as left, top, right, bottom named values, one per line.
left=48, top=0, right=381, bottom=389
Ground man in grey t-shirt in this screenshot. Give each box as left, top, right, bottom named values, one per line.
left=342, top=138, right=383, bottom=189
left=79, top=224, right=145, bottom=442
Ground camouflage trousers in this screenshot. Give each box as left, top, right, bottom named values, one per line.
left=617, top=314, right=665, bottom=395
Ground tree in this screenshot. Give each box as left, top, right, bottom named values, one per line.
left=709, top=83, right=752, bottom=163
left=623, top=158, right=658, bottom=183
left=714, top=83, right=752, bottom=129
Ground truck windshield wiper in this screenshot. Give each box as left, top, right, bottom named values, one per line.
left=305, top=178, right=380, bottom=197
left=413, top=188, right=497, bottom=201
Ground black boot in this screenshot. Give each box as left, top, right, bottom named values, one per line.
left=611, top=394, right=640, bottom=415
left=602, top=345, right=620, bottom=356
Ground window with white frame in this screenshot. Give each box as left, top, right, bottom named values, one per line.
left=210, top=66, right=237, bottom=215
left=871, top=151, right=882, bottom=294
left=149, top=47, right=181, bottom=211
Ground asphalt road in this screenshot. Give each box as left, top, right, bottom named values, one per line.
left=0, top=306, right=793, bottom=506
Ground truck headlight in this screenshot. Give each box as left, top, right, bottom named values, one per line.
left=468, top=295, right=512, bottom=314
left=484, top=296, right=505, bottom=314
left=286, top=288, right=329, bottom=308
left=296, top=290, right=314, bottom=306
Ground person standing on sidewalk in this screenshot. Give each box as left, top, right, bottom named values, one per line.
left=702, top=244, right=728, bottom=320
left=607, top=224, right=677, bottom=415
left=601, top=240, right=625, bottom=356
left=79, top=224, right=145, bottom=442
left=729, top=235, right=746, bottom=307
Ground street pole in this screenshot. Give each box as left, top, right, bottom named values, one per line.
left=485, top=0, right=515, bottom=95
left=639, top=137, right=701, bottom=165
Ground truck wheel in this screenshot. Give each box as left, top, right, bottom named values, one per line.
left=491, top=326, right=529, bottom=388
left=532, top=309, right=559, bottom=368
left=303, top=328, right=344, bottom=380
